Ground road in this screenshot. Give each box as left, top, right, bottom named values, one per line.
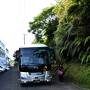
left=0, top=66, right=86, bottom=90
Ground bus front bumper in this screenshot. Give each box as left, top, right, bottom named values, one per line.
left=20, top=72, right=52, bottom=84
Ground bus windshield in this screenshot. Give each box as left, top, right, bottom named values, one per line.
left=20, top=48, right=50, bottom=65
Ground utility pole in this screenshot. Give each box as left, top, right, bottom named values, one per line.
left=23, top=34, right=26, bottom=45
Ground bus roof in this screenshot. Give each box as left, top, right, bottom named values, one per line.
left=19, top=44, right=48, bottom=48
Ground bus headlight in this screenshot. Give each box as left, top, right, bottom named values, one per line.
left=20, top=72, right=28, bottom=79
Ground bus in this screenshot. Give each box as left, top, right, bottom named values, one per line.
left=17, top=44, right=54, bottom=84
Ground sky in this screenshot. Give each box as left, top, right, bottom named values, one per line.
left=0, top=0, right=56, bottom=56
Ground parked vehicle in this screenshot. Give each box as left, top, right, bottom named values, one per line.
left=0, top=66, right=6, bottom=72
left=17, top=44, right=54, bottom=84
left=0, top=40, right=10, bottom=72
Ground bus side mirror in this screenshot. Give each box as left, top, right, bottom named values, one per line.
left=20, top=55, right=22, bottom=57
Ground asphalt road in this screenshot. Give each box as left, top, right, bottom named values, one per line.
left=0, top=66, right=86, bottom=90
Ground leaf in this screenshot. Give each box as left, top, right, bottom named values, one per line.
left=84, top=36, right=90, bottom=45
left=87, top=47, right=90, bottom=52
left=81, top=52, right=88, bottom=64
left=79, top=51, right=83, bottom=60
left=86, top=55, right=90, bottom=63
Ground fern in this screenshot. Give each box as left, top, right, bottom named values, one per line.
left=86, top=47, right=90, bottom=52
left=86, top=55, right=90, bottom=64
left=54, top=0, right=90, bottom=64
left=81, top=52, right=88, bottom=64
left=84, top=36, right=90, bottom=46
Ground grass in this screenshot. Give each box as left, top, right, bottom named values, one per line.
left=63, top=62, right=90, bottom=89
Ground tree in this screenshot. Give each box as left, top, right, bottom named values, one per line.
left=28, top=6, right=58, bottom=47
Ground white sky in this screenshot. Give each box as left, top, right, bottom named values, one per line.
left=0, top=0, right=56, bottom=56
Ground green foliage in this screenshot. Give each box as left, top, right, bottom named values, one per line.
left=64, top=62, right=90, bottom=88
left=84, top=36, right=90, bottom=45
left=28, top=6, right=58, bottom=47
left=54, top=0, right=90, bottom=64
left=28, top=0, right=90, bottom=64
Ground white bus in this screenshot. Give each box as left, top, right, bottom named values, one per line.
left=17, top=44, right=54, bottom=85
